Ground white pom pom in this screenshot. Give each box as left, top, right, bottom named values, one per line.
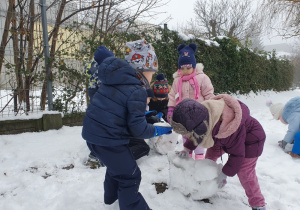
left=266, top=100, right=273, bottom=107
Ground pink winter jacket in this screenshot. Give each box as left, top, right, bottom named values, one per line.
left=168, top=63, right=214, bottom=107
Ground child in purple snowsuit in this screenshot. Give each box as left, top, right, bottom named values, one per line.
left=170, top=94, right=266, bottom=210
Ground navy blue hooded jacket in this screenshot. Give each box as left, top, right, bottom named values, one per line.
left=82, top=57, right=155, bottom=146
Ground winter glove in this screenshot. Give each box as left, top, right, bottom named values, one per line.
left=175, top=147, right=190, bottom=158
left=145, top=110, right=157, bottom=117
left=146, top=115, right=161, bottom=124
left=145, top=110, right=163, bottom=124
left=278, top=140, right=288, bottom=149
left=156, top=112, right=163, bottom=120
left=153, top=126, right=173, bottom=137
left=167, top=107, right=174, bottom=123
left=217, top=171, right=227, bottom=188
left=278, top=140, right=294, bottom=153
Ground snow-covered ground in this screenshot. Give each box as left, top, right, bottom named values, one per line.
left=1, top=89, right=300, bottom=210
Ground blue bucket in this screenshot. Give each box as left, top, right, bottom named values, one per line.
left=292, top=131, right=300, bottom=155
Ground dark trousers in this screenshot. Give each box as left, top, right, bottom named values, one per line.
left=128, top=138, right=150, bottom=160
left=86, top=142, right=150, bottom=210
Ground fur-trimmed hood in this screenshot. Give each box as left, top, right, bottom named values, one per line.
left=212, top=94, right=243, bottom=138
left=199, top=94, right=243, bottom=148
left=173, top=63, right=204, bottom=79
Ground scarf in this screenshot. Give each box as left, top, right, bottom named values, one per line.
left=176, top=69, right=200, bottom=105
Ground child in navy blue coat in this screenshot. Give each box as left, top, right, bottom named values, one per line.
left=82, top=39, right=172, bottom=210
left=84, top=46, right=114, bottom=166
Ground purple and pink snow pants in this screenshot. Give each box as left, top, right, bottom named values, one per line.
left=205, top=148, right=265, bottom=208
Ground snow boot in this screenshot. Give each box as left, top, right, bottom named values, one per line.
left=289, top=151, right=300, bottom=158
left=85, top=153, right=105, bottom=168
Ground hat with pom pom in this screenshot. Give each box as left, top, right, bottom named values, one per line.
left=266, top=100, right=284, bottom=120
left=153, top=73, right=168, bottom=98
left=94, top=46, right=114, bottom=65
left=177, top=43, right=197, bottom=69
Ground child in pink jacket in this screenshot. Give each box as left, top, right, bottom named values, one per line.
left=167, top=43, right=214, bottom=159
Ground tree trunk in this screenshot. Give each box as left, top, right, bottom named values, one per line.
left=209, top=19, right=217, bottom=38
left=25, top=0, right=35, bottom=112
left=11, top=0, right=24, bottom=106
left=0, top=0, right=14, bottom=74
left=40, top=0, right=66, bottom=110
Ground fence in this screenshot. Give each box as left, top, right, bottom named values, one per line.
left=0, top=0, right=92, bottom=118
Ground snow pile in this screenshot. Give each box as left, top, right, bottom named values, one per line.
left=168, top=152, right=222, bottom=200
left=151, top=121, right=178, bottom=155
left=149, top=132, right=178, bottom=155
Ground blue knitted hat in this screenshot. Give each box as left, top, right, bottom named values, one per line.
left=177, top=43, right=197, bottom=69
left=94, top=46, right=114, bottom=65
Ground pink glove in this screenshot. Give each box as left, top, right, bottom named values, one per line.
left=167, top=107, right=174, bottom=123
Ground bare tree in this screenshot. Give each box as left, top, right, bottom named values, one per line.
left=184, top=0, right=262, bottom=40
left=0, top=0, right=14, bottom=74
left=0, top=0, right=168, bottom=113
left=258, top=0, right=300, bottom=38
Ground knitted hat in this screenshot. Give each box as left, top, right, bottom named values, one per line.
left=124, top=39, right=158, bottom=72
left=171, top=99, right=209, bottom=145
left=94, top=46, right=114, bottom=65
left=153, top=73, right=168, bottom=98
left=177, top=43, right=197, bottom=69
left=266, top=100, right=284, bottom=120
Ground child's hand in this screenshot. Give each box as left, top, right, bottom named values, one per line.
left=145, top=110, right=157, bottom=117
left=145, top=110, right=162, bottom=124
left=175, top=148, right=190, bottom=158
left=146, top=116, right=160, bottom=124
left=217, top=172, right=227, bottom=188
left=156, top=112, right=163, bottom=120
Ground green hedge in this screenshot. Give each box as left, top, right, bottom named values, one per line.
left=143, top=28, right=294, bottom=94
left=78, top=27, right=294, bottom=95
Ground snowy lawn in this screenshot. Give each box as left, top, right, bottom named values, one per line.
left=1, top=89, right=300, bottom=210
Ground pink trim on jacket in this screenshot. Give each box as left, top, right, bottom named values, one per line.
left=212, top=94, right=242, bottom=139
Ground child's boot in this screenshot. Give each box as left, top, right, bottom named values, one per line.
left=195, top=154, right=204, bottom=160
left=188, top=151, right=193, bottom=158
left=252, top=206, right=266, bottom=210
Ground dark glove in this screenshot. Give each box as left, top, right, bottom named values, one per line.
left=146, top=115, right=161, bottom=124
left=217, top=172, right=227, bottom=188
left=145, top=110, right=163, bottom=124
left=278, top=140, right=293, bottom=152
left=278, top=140, right=287, bottom=149
left=153, top=126, right=172, bottom=137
